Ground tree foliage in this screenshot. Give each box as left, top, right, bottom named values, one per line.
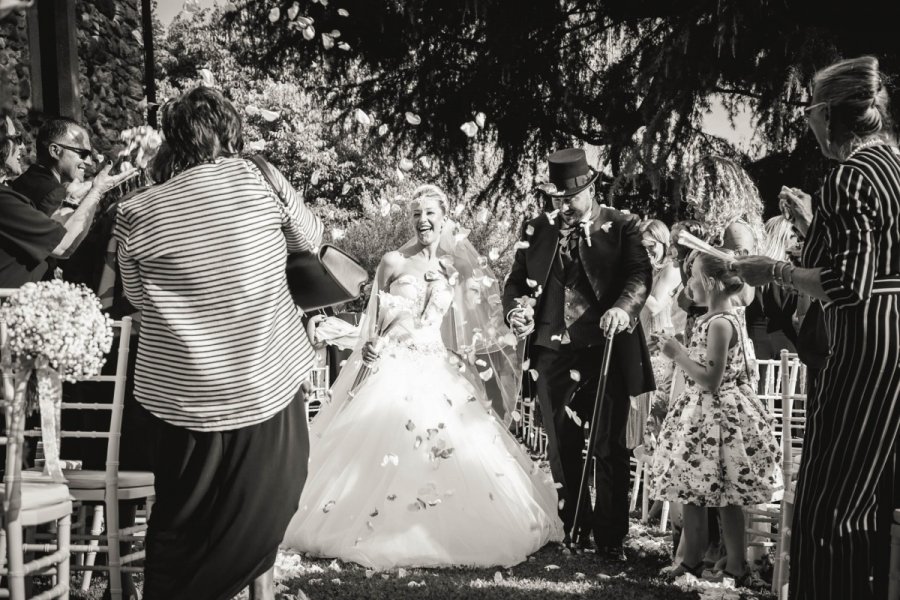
left=223, top=0, right=900, bottom=217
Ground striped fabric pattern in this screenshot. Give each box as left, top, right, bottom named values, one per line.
left=114, top=157, right=323, bottom=431
left=791, top=144, right=900, bottom=599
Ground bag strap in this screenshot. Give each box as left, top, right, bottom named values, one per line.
left=247, top=154, right=280, bottom=196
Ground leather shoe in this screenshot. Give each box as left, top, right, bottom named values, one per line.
left=598, top=544, right=627, bottom=562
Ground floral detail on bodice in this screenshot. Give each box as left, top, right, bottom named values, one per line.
left=683, top=310, right=758, bottom=393
left=377, top=272, right=454, bottom=353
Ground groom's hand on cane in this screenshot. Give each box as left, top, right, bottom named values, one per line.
left=599, top=307, right=629, bottom=338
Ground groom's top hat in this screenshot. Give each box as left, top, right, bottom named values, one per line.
left=538, top=148, right=599, bottom=197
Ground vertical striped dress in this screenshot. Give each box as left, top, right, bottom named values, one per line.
left=791, top=144, right=900, bottom=600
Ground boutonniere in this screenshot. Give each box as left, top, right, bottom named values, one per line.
left=600, top=222, right=613, bottom=233
left=545, top=210, right=559, bottom=225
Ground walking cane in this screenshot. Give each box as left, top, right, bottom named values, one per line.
left=569, top=333, right=615, bottom=545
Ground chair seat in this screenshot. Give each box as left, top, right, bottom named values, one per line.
left=0, top=481, right=70, bottom=509
left=63, top=469, right=154, bottom=490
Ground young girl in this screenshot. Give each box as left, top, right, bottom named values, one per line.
left=649, top=251, right=782, bottom=585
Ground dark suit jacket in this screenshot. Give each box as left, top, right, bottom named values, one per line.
left=502, top=205, right=655, bottom=396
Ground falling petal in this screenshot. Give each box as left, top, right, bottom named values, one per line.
left=341, top=182, right=351, bottom=195
left=522, top=359, right=530, bottom=371
left=488, top=247, right=500, bottom=261
left=526, top=224, right=535, bottom=236
left=475, top=112, right=486, bottom=128
left=338, top=8, right=349, bottom=16
left=131, top=29, right=144, bottom=46
left=414, top=435, right=423, bottom=449
left=405, top=111, right=422, bottom=125
left=268, top=7, right=280, bottom=22
left=380, top=453, right=399, bottom=467
left=494, top=571, right=503, bottom=582
left=475, top=358, right=487, bottom=367
left=558, top=499, right=566, bottom=510
left=452, top=204, right=465, bottom=217
left=259, top=108, right=280, bottom=122
left=310, top=170, right=321, bottom=185
left=354, top=108, right=371, bottom=126
left=323, top=500, right=336, bottom=513
left=570, top=369, right=581, bottom=382
left=395, top=168, right=405, bottom=181
left=529, top=369, right=539, bottom=381
left=565, top=405, right=582, bottom=426
left=387, top=494, right=397, bottom=501
left=321, top=33, right=334, bottom=49
left=511, top=410, right=522, bottom=422
left=405, top=420, right=415, bottom=431
left=479, top=368, right=494, bottom=381
left=296, top=15, right=313, bottom=27
left=247, top=140, right=266, bottom=151
left=399, top=158, right=414, bottom=171
left=526, top=278, right=538, bottom=288
left=337, top=41, right=351, bottom=51
left=331, top=228, right=345, bottom=241
left=377, top=123, right=389, bottom=136
left=287, top=2, right=299, bottom=19
left=245, top=104, right=260, bottom=116
left=553, top=482, right=563, bottom=489
left=514, top=241, right=531, bottom=250
left=303, top=25, right=315, bottom=40
left=460, top=121, right=478, bottom=137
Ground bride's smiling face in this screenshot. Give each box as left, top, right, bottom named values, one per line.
left=411, top=197, right=445, bottom=246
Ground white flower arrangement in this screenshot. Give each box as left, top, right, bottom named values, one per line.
left=1, top=280, right=114, bottom=384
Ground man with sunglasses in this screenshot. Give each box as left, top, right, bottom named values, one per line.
left=12, top=117, right=101, bottom=216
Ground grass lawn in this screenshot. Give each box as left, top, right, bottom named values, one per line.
left=65, top=518, right=776, bottom=599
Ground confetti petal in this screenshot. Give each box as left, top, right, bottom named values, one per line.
left=460, top=121, right=478, bottom=137
left=405, top=420, right=415, bottom=431
left=268, top=7, right=280, bottom=22
left=514, top=241, right=531, bottom=250
left=245, top=104, right=260, bottom=116
left=405, top=112, right=422, bottom=125
left=338, top=8, right=349, bottom=16
left=526, top=224, right=535, bottom=235
left=522, top=359, right=530, bottom=370
left=529, top=369, right=539, bottom=381
left=488, top=247, right=500, bottom=261
left=545, top=564, right=560, bottom=571
left=377, top=123, right=389, bottom=136
left=399, top=158, right=414, bottom=171
left=322, top=33, right=334, bottom=49
left=323, top=500, right=336, bottom=513
left=570, top=369, right=581, bottom=382
left=526, top=278, right=538, bottom=288
left=259, top=108, right=280, bottom=122
left=478, top=368, right=494, bottom=381
left=494, top=571, right=503, bottom=582
left=197, top=68, right=215, bottom=86
left=341, top=182, right=351, bottom=195
left=337, top=41, right=351, bottom=51
left=302, top=25, right=316, bottom=40
left=565, top=405, right=582, bottom=426
left=387, top=494, right=397, bottom=501
left=355, top=108, right=371, bottom=126
left=380, top=453, right=399, bottom=467
left=287, top=2, right=300, bottom=19
left=475, top=112, right=486, bottom=128
left=511, top=410, right=522, bottom=422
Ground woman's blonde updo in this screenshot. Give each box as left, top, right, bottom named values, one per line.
left=814, top=56, right=893, bottom=155
left=410, top=184, right=449, bottom=214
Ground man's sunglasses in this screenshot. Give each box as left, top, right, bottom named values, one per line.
left=52, top=142, right=94, bottom=160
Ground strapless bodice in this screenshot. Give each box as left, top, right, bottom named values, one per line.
left=377, top=273, right=454, bottom=353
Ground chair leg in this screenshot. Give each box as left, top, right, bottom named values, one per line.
left=629, top=460, right=642, bottom=513
left=81, top=505, right=104, bottom=592
left=660, top=500, right=670, bottom=532
left=7, top=520, right=25, bottom=600
left=74, top=504, right=86, bottom=573
left=107, top=498, right=122, bottom=600
left=641, top=469, right=650, bottom=522
left=58, top=511, right=71, bottom=600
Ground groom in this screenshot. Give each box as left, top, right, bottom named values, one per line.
left=502, top=148, right=654, bottom=560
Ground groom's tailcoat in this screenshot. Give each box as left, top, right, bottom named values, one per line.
left=502, top=204, right=654, bottom=545
left=502, top=206, right=655, bottom=397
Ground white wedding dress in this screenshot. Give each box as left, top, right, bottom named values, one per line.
left=283, top=273, right=563, bottom=569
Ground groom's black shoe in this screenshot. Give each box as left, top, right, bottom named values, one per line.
left=598, top=544, right=627, bottom=562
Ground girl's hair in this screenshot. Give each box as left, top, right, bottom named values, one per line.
left=761, top=216, right=797, bottom=261
left=410, top=184, right=448, bottom=214
left=150, top=86, right=244, bottom=183
left=693, top=251, right=744, bottom=296
left=0, top=115, right=20, bottom=181
left=814, top=56, right=894, bottom=156
left=683, top=156, right=765, bottom=248
left=640, top=219, right=671, bottom=266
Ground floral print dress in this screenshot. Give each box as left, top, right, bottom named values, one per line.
left=649, top=310, right=783, bottom=507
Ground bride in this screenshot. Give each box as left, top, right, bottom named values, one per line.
left=283, top=185, right=563, bottom=569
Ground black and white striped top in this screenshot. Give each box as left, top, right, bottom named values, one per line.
left=806, top=144, right=900, bottom=307
left=115, top=157, right=324, bottom=431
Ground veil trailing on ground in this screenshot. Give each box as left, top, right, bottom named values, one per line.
left=311, top=219, right=524, bottom=434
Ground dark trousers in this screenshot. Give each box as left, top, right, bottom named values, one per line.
left=143, top=390, right=308, bottom=600
left=533, top=344, right=630, bottom=546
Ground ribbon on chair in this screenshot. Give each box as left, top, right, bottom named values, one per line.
left=34, top=356, right=65, bottom=482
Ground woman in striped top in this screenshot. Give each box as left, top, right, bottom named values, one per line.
left=114, top=87, right=323, bottom=600
left=735, top=56, right=900, bottom=600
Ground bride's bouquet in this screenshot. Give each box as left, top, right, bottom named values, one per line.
left=348, top=299, right=415, bottom=398
left=1, top=281, right=113, bottom=480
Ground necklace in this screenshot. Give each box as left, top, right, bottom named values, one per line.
left=846, top=138, right=885, bottom=160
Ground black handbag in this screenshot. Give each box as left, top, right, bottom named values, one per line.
left=247, top=155, right=369, bottom=311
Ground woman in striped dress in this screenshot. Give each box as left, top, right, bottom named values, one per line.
left=114, top=87, right=323, bottom=600
left=734, top=56, right=900, bottom=600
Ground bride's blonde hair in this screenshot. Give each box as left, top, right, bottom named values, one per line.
left=411, top=184, right=449, bottom=214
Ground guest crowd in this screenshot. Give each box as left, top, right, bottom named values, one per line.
left=1, top=4, right=899, bottom=594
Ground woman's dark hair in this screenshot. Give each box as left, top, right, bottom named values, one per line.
left=694, top=251, right=744, bottom=296
left=150, top=86, right=244, bottom=182
left=814, top=56, right=894, bottom=155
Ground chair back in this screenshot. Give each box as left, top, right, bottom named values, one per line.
left=1, top=289, right=27, bottom=522
left=22, top=317, right=133, bottom=495
left=779, top=350, right=807, bottom=483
